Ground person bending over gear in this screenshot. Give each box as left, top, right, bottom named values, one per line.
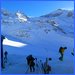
left=43, top=58, right=51, bottom=74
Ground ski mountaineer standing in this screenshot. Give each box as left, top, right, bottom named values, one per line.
left=26, top=55, right=35, bottom=72
left=42, top=58, right=51, bottom=74
left=59, top=47, right=67, bottom=61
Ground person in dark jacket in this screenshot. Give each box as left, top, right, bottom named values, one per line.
left=43, top=58, right=51, bottom=74
left=71, top=49, right=74, bottom=56
left=1, top=35, right=5, bottom=69
left=4, top=51, right=8, bottom=63
left=59, top=47, right=67, bottom=61
left=26, top=55, right=35, bottom=72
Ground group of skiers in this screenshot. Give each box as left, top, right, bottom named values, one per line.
left=25, top=46, right=73, bottom=73
left=26, top=55, right=51, bottom=74
left=1, top=35, right=74, bottom=74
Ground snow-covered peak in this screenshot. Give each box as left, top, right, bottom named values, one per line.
left=40, top=9, right=63, bottom=17
left=16, top=11, right=28, bottom=22
left=41, top=9, right=73, bottom=18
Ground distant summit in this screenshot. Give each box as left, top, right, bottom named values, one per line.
left=16, top=11, right=28, bottom=22
left=40, top=9, right=74, bottom=18
left=1, top=8, right=74, bottom=38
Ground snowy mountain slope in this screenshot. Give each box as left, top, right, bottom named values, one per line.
left=3, top=38, right=27, bottom=47
left=2, top=54, right=74, bottom=74
left=3, top=30, right=74, bottom=56
left=1, top=8, right=74, bottom=39
left=2, top=32, right=74, bottom=74
left=39, top=9, right=74, bottom=37
left=41, top=9, right=74, bottom=18
left=1, top=8, right=74, bottom=74
left=1, top=8, right=74, bottom=48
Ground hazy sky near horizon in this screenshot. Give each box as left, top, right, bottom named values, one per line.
left=1, top=1, right=74, bottom=17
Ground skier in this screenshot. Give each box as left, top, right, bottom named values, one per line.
left=4, top=51, right=8, bottom=63
left=71, top=49, right=74, bottom=56
left=42, top=58, right=51, bottom=74
left=26, top=55, right=35, bottom=72
left=59, top=47, right=67, bottom=61
left=1, top=35, right=5, bottom=69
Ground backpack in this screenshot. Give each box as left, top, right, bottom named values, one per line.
left=59, top=47, right=63, bottom=53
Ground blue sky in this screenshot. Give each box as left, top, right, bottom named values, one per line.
left=1, top=1, right=74, bottom=17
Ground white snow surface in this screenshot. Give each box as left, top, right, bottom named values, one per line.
left=3, top=38, right=27, bottom=47
left=1, top=30, right=74, bottom=74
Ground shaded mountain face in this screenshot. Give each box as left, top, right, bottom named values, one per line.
left=39, top=9, right=74, bottom=37
left=1, top=8, right=74, bottom=40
